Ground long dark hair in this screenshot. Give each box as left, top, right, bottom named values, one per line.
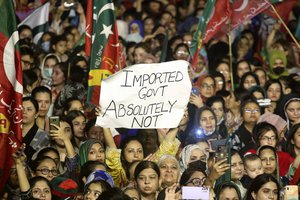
left=134, top=161, right=160, bottom=181
left=245, top=174, right=280, bottom=200
left=286, top=123, right=300, bottom=158
left=120, top=136, right=143, bottom=176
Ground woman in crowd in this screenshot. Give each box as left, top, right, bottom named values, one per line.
left=232, top=97, right=262, bottom=154
left=179, top=144, right=207, bottom=173
left=188, top=106, right=221, bottom=145
left=134, top=161, right=160, bottom=200
left=230, top=150, right=246, bottom=198
left=195, top=75, right=212, bottom=101
left=239, top=72, right=260, bottom=90
left=257, top=146, right=281, bottom=184
left=206, top=96, right=228, bottom=138
left=78, top=139, right=106, bottom=172
left=22, top=97, right=50, bottom=159
left=23, top=69, right=39, bottom=97
left=158, top=155, right=180, bottom=189
left=276, top=93, right=300, bottom=130
left=66, top=110, right=87, bottom=149
left=216, top=182, right=242, bottom=200
left=245, top=173, right=280, bottom=200
left=233, top=60, right=252, bottom=88
left=40, top=54, right=61, bottom=88
left=265, top=79, right=283, bottom=113
left=252, top=122, right=293, bottom=177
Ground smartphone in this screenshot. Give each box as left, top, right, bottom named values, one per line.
left=215, top=145, right=228, bottom=162
left=49, top=116, right=60, bottom=131
left=191, top=87, right=199, bottom=96
left=280, top=185, right=298, bottom=200
left=182, top=186, right=209, bottom=200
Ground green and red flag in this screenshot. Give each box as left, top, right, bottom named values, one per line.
left=203, top=0, right=232, bottom=43
left=191, top=0, right=232, bottom=70
left=87, top=0, right=120, bottom=106
left=231, top=0, right=271, bottom=29
left=0, top=0, right=23, bottom=190
left=263, top=0, right=297, bottom=22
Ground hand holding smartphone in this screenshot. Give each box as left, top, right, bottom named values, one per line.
left=49, top=116, right=60, bottom=131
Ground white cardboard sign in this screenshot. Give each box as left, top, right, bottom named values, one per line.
left=96, top=60, right=192, bottom=129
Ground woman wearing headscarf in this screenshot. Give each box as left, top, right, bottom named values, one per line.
left=78, top=139, right=106, bottom=172
left=179, top=144, right=207, bottom=174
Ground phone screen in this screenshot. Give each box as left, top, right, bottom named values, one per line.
left=49, top=116, right=60, bottom=130
left=182, top=186, right=209, bottom=200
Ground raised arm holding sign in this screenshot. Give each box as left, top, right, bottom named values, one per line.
left=96, top=60, right=192, bottom=129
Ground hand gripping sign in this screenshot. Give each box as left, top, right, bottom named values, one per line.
left=96, top=60, right=192, bottom=129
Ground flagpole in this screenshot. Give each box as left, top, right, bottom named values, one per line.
left=228, top=24, right=234, bottom=92
left=270, top=4, right=300, bottom=49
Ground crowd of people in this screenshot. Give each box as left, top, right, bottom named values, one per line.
left=4, top=0, right=300, bottom=199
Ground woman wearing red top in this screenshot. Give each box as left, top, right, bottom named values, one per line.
left=247, top=121, right=293, bottom=177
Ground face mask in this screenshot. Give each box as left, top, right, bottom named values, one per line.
left=41, top=41, right=50, bottom=53
left=273, top=66, right=285, bottom=75
left=204, top=129, right=215, bottom=136
left=43, top=68, right=53, bottom=79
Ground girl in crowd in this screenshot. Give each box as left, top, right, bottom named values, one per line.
left=51, top=62, right=68, bottom=115
left=286, top=123, right=300, bottom=158
left=48, top=117, right=78, bottom=179
left=83, top=170, right=113, bottom=200
left=265, top=79, right=283, bottom=113
left=84, top=118, right=104, bottom=142
left=232, top=97, right=262, bottom=154
left=189, top=106, right=221, bottom=144
left=194, top=75, right=216, bottom=104
left=249, top=86, right=266, bottom=100
left=62, top=97, right=84, bottom=116
left=78, top=139, right=106, bottom=172
left=22, top=97, right=50, bottom=159
left=214, top=61, right=231, bottom=91
left=23, top=69, right=39, bottom=97
left=134, top=161, right=160, bottom=200
left=40, top=54, right=61, bottom=88
left=172, top=43, right=190, bottom=61
left=254, top=68, right=268, bottom=87
left=133, top=42, right=151, bottom=64
left=239, top=72, right=260, bottom=90
left=22, top=177, right=52, bottom=200
left=31, top=86, right=52, bottom=132
left=212, top=72, right=226, bottom=92
left=245, top=173, right=280, bottom=200
left=30, top=156, right=59, bottom=181
left=276, top=93, right=300, bottom=129
left=206, top=96, right=228, bottom=139
left=233, top=60, right=251, bottom=88
left=225, top=88, right=247, bottom=134
left=66, top=110, right=87, bottom=149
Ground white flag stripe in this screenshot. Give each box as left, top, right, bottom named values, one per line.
left=18, top=2, right=50, bottom=43
left=18, top=2, right=50, bottom=28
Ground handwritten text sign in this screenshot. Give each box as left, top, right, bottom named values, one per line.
left=96, top=60, right=192, bottom=128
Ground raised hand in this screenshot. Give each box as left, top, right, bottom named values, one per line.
left=189, top=93, right=203, bottom=108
